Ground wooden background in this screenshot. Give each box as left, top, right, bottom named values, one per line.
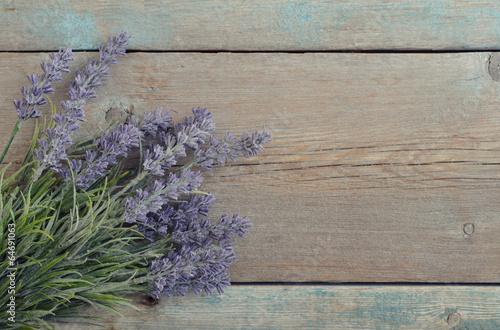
left=1, top=1, right=500, bottom=328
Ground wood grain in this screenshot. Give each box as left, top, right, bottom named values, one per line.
left=1, top=52, right=499, bottom=283
left=2, top=1, right=500, bottom=51
left=53, top=285, right=500, bottom=329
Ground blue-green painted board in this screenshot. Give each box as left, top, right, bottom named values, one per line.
left=2, top=0, right=500, bottom=51
left=54, top=285, right=500, bottom=329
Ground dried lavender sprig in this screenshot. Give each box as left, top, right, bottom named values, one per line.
left=70, top=118, right=141, bottom=189
left=137, top=194, right=216, bottom=243
left=149, top=246, right=198, bottom=298
left=149, top=237, right=238, bottom=299
left=15, top=48, right=74, bottom=120
left=142, top=132, right=186, bottom=176
left=209, top=214, right=252, bottom=241
left=174, top=107, right=216, bottom=148
left=192, top=136, right=233, bottom=171
left=153, top=108, right=272, bottom=172
left=123, top=169, right=204, bottom=224
left=135, top=190, right=248, bottom=299
left=184, top=126, right=272, bottom=172
left=141, top=107, right=215, bottom=176
left=34, top=31, right=131, bottom=177
left=228, top=127, right=272, bottom=159
left=1, top=49, right=74, bottom=165
left=67, top=30, right=131, bottom=103
left=139, top=106, right=173, bottom=137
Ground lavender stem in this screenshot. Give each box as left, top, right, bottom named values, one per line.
left=0, top=120, right=22, bottom=166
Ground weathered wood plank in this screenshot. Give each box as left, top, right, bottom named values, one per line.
left=2, top=1, right=500, bottom=51
left=53, top=285, right=500, bottom=329
left=1, top=52, right=500, bottom=282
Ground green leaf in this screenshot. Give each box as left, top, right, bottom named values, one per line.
left=87, top=271, right=137, bottom=294
left=31, top=252, right=69, bottom=282
left=30, top=228, right=54, bottom=241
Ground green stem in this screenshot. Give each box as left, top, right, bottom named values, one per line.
left=0, top=119, right=22, bottom=166
left=189, top=190, right=210, bottom=196
left=113, top=171, right=148, bottom=201
left=31, top=164, right=47, bottom=183
left=173, top=160, right=195, bottom=174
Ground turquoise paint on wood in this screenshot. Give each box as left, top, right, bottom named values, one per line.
left=1, top=1, right=99, bottom=50
left=41, top=10, right=98, bottom=49
left=52, top=286, right=500, bottom=329
left=3, top=0, right=500, bottom=51
left=272, top=2, right=326, bottom=48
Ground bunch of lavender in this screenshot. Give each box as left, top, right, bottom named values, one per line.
left=0, top=31, right=270, bottom=329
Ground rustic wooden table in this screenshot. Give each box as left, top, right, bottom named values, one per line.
left=1, top=1, right=499, bottom=329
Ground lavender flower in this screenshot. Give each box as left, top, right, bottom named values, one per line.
left=33, top=127, right=73, bottom=171
left=226, top=127, right=272, bottom=159
left=142, top=144, right=172, bottom=177
left=99, top=31, right=131, bottom=66
left=124, top=179, right=168, bottom=223
left=167, top=168, right=203, bottom=199
left=209, top=214, right=252, bottom=241
left=5, top=31, right=271, bottom=312
left=142, top=132, right=186, bottom=176
left=139, top=190, right=249, bottom=299
left=149, top=239, right=237, bottom=299
left=141, top=107, right=218, bottom=176
left=67, top=31, right=131, bottom=103
left=139, top=194, right=216, bottom=242
left=72, top=119, right=141, bottom=188
left=193, top=136, right=232, bottom=171
left=190, top=127, right=272, bottom=171
left=173, top=107, right=216, bottom=150
left=34, top=31, right=131, bottom=174
left=140, top=107, right=173, bottom=136
left=149, top=247, right=198, bottom=299
left=123, top=169, right=203, bottom=223
left=14, top=48, right=74, bottom=120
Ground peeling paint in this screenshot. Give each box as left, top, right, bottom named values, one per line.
left=51, top=11, right=98, bottom=49
left=454, top=318, right=500, bottom=330
left=272, top=2, right=326, bottom=47
left=29, top=4, right=99, bottom=49
left=356, top=291, right=419, bottom=326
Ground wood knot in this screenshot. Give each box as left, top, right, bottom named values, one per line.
left=488, top=53, right=500, bottom=81
left=140, top=295, right=159, bottom=307
left=447, top=311, right=461, bottom=327
left=463, top=222, right=474, bottom=236
left=105, top=105, right=133, bottom=124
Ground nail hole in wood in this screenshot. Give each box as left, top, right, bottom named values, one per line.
left=463, top=223, right=474, bottom=235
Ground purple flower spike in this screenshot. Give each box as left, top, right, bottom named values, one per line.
left=74, top=121, right=141, bottom=189
left=142, top=134, right=186, bottom=176
left=99, top=31, right=131, bottom=66
left=66, top=31, right=131, bottom=105
left=173, top=107, right=216, bottom=150
left=123, top=169, right=203, bottom=224
left=15, top=48, right=74, bottom=120
left=148, top=236, right=239, bottom=298
left=209, top=214, right=252, bottom=241
left=34, top=31, right=131, bottom=175
left=227, top=127, right=272, bottom=159
left=136, top=183, right=251, bottom=299
left=191, top=126, right=272, bottom=170
left=140, top=107, right=173, bottom=137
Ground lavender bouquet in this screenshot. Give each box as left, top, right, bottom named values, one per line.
left=0, top=31, right=271, bottom=329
